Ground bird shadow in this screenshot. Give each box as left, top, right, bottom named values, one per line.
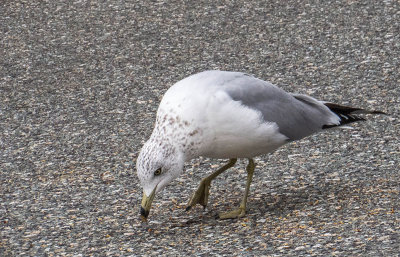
left=170, top=180, right=352, bottom=227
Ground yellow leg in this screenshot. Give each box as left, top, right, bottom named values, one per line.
left=186, top=158, right=237, bottom=211
left=219, top=159, right=255, bottom=219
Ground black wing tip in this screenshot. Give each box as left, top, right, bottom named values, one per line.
left=369, top=110, right=388, bottom=115
left=324, top=102, right=388, bottom=116
left=322, top=115, right=366, bottom=129
left=322, top=102, right=387, bottom=130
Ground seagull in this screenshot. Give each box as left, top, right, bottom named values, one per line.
left=136, top=70, right=385, bottom=221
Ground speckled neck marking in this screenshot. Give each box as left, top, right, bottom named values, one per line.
left=151, top=109, right=204, bottom=161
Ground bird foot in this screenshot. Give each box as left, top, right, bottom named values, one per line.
left=218, top=207, right=246, bottom=219
left=186, top=178, right=211, bottom=211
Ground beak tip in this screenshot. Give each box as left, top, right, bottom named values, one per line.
left=140, top=206, right=149, bottom=219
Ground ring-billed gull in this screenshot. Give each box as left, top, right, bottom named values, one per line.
left=136, top=70, right=385, bottom=221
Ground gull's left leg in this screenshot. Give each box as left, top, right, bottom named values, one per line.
left=186, top=158, right=237, bottom=211
left=219, top=158, right=255, bottom=219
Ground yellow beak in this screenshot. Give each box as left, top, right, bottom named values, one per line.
left=140, top=186, right=157, bottom=222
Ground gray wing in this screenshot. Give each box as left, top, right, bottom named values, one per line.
left=222, top=73, right=339, bottom=141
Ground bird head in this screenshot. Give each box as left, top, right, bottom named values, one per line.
left=136, top=140, right=184, bottom=221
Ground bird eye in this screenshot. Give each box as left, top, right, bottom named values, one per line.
left=154, top=168, right=162, bottom=176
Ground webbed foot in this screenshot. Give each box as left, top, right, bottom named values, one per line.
left=186, top=178, right=211, bottom=211
left=218, top=207, right=246, bottom=219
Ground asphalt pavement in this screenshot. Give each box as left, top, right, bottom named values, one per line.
left=1, top=0, right=399, bottom=256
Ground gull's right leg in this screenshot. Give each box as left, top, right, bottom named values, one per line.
left=219, top=158, right=255, bottom=219
left=186, top=158, right=237, bottom=211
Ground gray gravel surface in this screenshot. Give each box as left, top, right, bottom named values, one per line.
left=1, top=0, right=399, bottom=256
